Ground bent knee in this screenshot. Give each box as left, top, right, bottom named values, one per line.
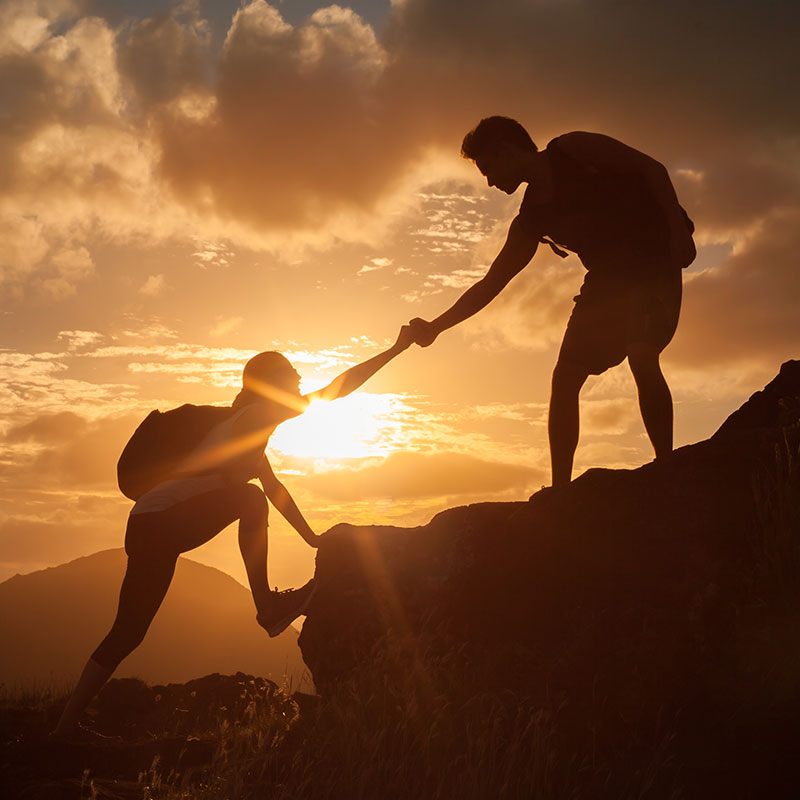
left=627, top=344, right=662, bottom=374
left=91, top=625, right=148, bottom=671
left=552, top=359, right=591, bottom=390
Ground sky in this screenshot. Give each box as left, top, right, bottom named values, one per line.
left=1, top=0, right=799, bottom=590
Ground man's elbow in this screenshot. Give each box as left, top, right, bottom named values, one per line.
left=479, top=269, right=517, bottom=301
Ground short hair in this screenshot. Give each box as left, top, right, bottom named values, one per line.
left=461, top=116, right=537, bottom=162
left=242, top=351, right=295, bottom=390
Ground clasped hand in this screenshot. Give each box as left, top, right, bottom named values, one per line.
left=407, top=317, right=437, bottom=347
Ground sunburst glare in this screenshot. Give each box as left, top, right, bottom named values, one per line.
left=270, top=392, right=411, bottom=460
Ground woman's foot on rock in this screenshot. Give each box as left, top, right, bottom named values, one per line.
left=256, top=579, right=317, bottom=637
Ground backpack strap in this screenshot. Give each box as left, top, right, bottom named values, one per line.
left=540, top=237, right=569, bottom=258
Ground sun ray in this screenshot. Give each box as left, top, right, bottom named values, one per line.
left=271, top=393, right=409, bottom=461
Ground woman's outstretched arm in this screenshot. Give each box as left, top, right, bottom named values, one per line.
left=304, top=325, right=414, bottom=404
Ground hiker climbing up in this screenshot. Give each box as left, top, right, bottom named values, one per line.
left=54, top=325, right=414, bottom=736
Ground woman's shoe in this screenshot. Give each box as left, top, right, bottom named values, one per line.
left=256, top=579, right=317, bottom=637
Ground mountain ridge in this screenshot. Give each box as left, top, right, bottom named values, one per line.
left=0, top=548, right=308, bottom=688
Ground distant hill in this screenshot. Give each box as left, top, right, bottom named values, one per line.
left=0, top=549, right=309, bottom=689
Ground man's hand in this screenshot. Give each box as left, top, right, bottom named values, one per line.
left=393, top=324, right=415, bottom=353
left=409, top=317, right=439, bottom=347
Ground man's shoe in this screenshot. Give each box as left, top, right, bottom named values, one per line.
left=257, top=579, right=317, bottom=637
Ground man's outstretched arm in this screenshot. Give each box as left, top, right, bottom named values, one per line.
left=410, top=216, right=540, bottom=347
left=305, top=325, right=414, bottom=404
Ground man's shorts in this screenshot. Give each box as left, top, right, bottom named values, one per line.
left=557, top=267, right=682, bottom=376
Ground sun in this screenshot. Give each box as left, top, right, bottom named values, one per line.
left=269, top=392, right=409, bottom=461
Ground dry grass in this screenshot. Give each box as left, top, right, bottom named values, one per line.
left=132, top=641, right=682, bottom=800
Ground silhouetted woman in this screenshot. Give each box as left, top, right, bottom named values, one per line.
left=55, top=327, right=413, bottom=736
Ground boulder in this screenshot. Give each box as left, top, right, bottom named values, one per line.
left=299, top=360, right=800, bottom=796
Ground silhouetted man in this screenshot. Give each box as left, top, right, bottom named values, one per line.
left=410, top=117, right=695, bottom=487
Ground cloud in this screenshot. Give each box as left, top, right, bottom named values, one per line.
left=4, top=410, right=88, bottom=444
left=140, top=273, right=166, bottom=296
left=0, top=6, right=164, bottom=292
left=192, top=240, right=234, bottom=268
left=57, top=330, right=105, bottom=350
left=425, top=268, right=485, bottom=289
left=583, top=398, right=637, bottom=437
left=668, top=208, right=800, bottom=369
left=117, top=5, right=210, bottom=107
left=155, top=2, right=419, bottom=234
left=0, top=409, right=139, bottom=489
left=0, top=499, right=128, bottom=581
left=0, top=0, right=797, bottom=377
left=468, top=256, right=585, bottom=351
left=209, top=315, right=243, bottom=337
left=358, top=257, right=392, bottom=274
left=303, top=449, right=544, bottom=500
left=0, top=516, right=116, bottom=575
left=3, top=0, right=797, bottom=250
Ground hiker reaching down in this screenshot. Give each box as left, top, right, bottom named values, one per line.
left=54, top=325, right=414, bottom=737
left=409, top=116, right=696, bottom=488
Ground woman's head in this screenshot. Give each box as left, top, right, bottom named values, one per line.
left=242, top=351, right=299, bottom=393
left=235, top=351, right=305, bottom=418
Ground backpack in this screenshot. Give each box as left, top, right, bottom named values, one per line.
left=540, top=136, right=697, bottom=267
left=117, top=404, right=236, bottom=501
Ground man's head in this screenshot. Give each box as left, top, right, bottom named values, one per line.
left=241, top=351, right=303, bottom=416
left=461, top=116, right=538, bottom=194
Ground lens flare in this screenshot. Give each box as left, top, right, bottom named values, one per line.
left=271, top=392, right=408, bottom=460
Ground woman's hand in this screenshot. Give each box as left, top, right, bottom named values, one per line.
left=304, top=532, right=323, bottom=548
left=408, top=317, right=438, bottom=347
left=393, top=324, right=416, bottom=353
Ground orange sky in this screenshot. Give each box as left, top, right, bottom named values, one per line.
left=1, top=0, right=799, bottom=589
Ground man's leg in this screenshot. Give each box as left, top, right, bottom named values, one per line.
left=549, top=359, right=590, bottom=487
left=628, top=344, right=673, bottom=460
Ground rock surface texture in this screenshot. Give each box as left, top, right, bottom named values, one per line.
left=300, top=360, right=800, bottom=798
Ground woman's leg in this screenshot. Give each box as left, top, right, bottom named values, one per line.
left=54, top=549, right=176, bottom=734
left=55, top=484, right=278, bottom=733
left=225, top=483, right=315, bottom=636
left=53, top=659, right=113, bottom=736
left=236, top=483, right=272, bottom=613
left=156, top=483, right=273, bottom=613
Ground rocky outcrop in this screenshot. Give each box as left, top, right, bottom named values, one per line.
left=299, top=361, right=800, bottom=797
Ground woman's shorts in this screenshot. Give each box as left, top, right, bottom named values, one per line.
left=125, top=482, right=266, bottom=559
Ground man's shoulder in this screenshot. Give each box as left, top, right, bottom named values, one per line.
left=553, top=132, right=654, bottom=173
left=549, top=131, right=627, bottom=155
left=518, top=182, right=540, bottom=214
left=515, top=185, right=547, bottom=240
